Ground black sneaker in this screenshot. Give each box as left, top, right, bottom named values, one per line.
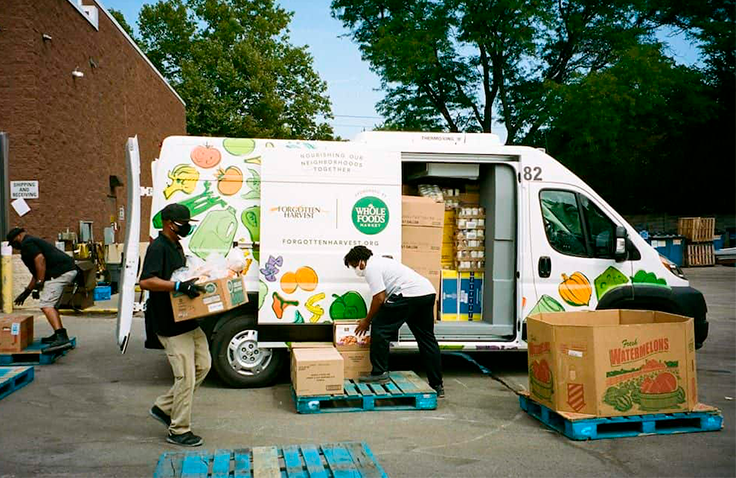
left=43, top=329, right=73, bottom=354
left=41, top=332, right=57, bottom=344
left=167, top=431, right=203, bottom=447
left=149, top=406, right=171, bottom=428
left=432, top=385, right=445, bottom=399
left=358, top=372, right=390, bottom=384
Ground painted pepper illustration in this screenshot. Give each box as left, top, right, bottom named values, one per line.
left=293, top=310, right=305, bottom=324
left=164, top=164, right=200, bottom=199
left=187, top=207, right=238, bottom=260
left=631, top=270, right=669, bottom=288
left=329, top=291, right=368, bottom=320
left=305, top=292, right=325, bottom=323
left=152, top=181, right=226, bottom=229
left=594, top=266, right=630, bottom=300
left=558, top=272, right=592, bottom=307
left=272, top=292, right=298, bottom=319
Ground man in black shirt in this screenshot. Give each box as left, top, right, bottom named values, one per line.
left=139, top=203, right=209, bottom=447
left=6, top=228, right=76, bottom=353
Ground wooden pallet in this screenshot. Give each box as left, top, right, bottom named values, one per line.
left=678, top=217, right=715, bottom=243
left=684, top=243, right=715, bottom=267
left=519, top=394, right=723, bottom=440
left=0, top=366, right=34, bottom=402
left=0, top=338, right=77, bottom=365
left=293, top=370, right=437, bottom=414
left=153, top=441, right=388, bottom=478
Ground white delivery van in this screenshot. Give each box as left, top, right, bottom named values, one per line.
left=117, top=132, right=708, bottom=387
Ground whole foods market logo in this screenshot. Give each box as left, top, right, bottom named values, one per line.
left=352, top=196, right=389, bottom=235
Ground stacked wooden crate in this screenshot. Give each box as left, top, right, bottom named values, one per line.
left=678, top=217, right=716, bottom=267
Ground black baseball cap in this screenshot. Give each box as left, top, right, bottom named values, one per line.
left=160, top=204, right=197, bottom=223
left=6, top=227, right=24, bottom=243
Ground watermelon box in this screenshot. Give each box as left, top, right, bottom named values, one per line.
left=526, top=310, right=698, bottom=418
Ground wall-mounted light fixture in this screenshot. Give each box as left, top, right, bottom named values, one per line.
left=72, top=68, right=84, bottom=78
left=42, top=34, right=53, bottom=41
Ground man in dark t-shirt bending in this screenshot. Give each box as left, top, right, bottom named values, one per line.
left=139, top=203, right=209, bottom=448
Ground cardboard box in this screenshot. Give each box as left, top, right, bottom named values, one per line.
left=527, top=310, right=698, bottom=418
left=291, top=347, right=344, bottom=396
left=59, top=288, right=95, bottom=310
left=402, top=226, right=443, bottom=253
left=441, top=271, right=483, bottom=321
left=0, top=315, right=34, bottom=352
left=402, top=196, right=444, bottom=228
left=171, top=276, right=248, bottom=322
left=457, top=192, right=480, bottom=205
left=290, top=342, right=334, bottom=349
left=76, top=260, right=97, bottom=291
left=340, top=350, right=372, bottom=380
left=441, top=270, right=459, bottom=321
left=334, top=321, right=371, bottom=350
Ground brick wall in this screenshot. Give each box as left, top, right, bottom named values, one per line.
left=0, top=0, right=186, bottom=246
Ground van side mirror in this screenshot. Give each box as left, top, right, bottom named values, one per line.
left=614, top=226, right=628, bottom=262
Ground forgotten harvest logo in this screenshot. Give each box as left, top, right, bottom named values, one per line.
left=352, top=196, right=389, bottom=235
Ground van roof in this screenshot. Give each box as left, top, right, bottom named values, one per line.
left=353, top=131, right=503, bottom=147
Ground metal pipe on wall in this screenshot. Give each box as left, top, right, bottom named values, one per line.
left=0, top=133, right=11, bottom=313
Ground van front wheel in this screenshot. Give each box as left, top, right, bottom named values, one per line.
left=211, top=318, right=285, bottom=388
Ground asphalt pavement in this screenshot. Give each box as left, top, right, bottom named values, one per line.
left=0, top=266, right=733, bottom=477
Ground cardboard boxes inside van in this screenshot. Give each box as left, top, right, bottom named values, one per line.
left=526, top=310, right=699, bottom=418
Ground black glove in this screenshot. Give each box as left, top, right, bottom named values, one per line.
left=178, top=279, right=206, bottom=299
left=31, top=281, right=44, bottom=300
left=15, top=289, right=32, bottom=306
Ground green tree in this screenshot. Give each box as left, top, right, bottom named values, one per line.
left=109, top=8, right=136, bottom=39
left=331, top=0, right=658, bottom=143
left=137, top=0, right=334, bottom=140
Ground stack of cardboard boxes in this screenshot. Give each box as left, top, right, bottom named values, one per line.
left=334, top=321, right=372, bottom=379
left=401, top=196, right=444, bottom=317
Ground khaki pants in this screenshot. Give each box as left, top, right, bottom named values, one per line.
left=155, top=328, right=211, bottom=435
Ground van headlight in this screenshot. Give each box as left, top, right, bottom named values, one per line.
left=659, top=255, right=686, bottom=279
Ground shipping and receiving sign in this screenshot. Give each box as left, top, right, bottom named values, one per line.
left=259, top=146, right=401, bottom=324
left=10, top=181, right=39, bottom=199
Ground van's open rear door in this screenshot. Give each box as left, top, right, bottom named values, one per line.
left=116, top=137, right=141, bottom=353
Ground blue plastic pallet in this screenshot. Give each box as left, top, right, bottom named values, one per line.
left=0, top=366, right=34, bottom=402
left=293, top=370, right=437, bottom=414
left=519, top=394, right=723, bottom=440
left=0, top=337, right=77, bottom=365
left=154, top=441, right=388, bottom=478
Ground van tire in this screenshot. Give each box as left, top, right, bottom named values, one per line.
left=210, top=317, right=285, bottom=388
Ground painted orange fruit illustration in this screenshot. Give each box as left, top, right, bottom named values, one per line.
left=295, top=266, right=318, bottom=291
left=191, top=145, right=221, bottom=169
left=559, top=272, right=592, bottom=306
left=217, top=166, right=243, bottom=196
left=280, top=271, right=298, bottom=294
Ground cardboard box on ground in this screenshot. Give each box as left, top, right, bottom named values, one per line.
left=334, top=321, right=372, bottom=379
left=291, top=347, right=344, bottom=396
left=526, top=310, right=699, bottom=418
left=0, top=315, right=34, bottom=352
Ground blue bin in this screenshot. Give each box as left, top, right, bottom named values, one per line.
left=94, top=285, right=112, bottom=301
left=649, top=235, right=685, bottom=267
left=713, top=235, right=724, bottom=251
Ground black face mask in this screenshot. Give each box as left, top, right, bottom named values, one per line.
left=173, top=222, right=192, bottom=238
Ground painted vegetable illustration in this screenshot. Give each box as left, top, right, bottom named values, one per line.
left=329, top=291, right=368, bottom=320
left=272, top=292, right=298, bottom=319
left=241, top=205, right=260, bottom=250
left=558, top=272, right=592, bottom=307
left=242, top=169, right=260, bottom=200
left=280, top=266, right=319, bottom=294
left=594, top=266, right=629, bottom=300
left=293, top=310, right=305, bottom=324
left=631, top=270, right=668, bottom=288
left=152, top=182, right=226, bottom=228
left=603, top=365, right=686, bottom=412
left=216, top=166, right=243, bottom=196
left=187, top=207, right=238, bottom=260
left=258, top=281, right=268, bottom=310
left=529, top=359, right=553, bottom=400
left=191, top=144, right=221, bottom=169
left=164, top=164, right=200, bottom=199
left=223, top=138, right=256, bottom=156
left=305, top=292, right=325, bottom=323
left=526, top=295, right=565, bottom=318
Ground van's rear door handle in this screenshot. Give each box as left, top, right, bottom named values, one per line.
left=538, top=256, right=551, bottom=278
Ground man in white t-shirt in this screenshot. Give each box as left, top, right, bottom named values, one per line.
left=344, top=246, right=444, bottom=397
